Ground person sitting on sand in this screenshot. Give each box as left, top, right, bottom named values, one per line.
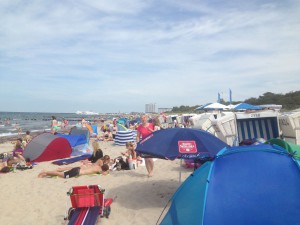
left=12, top=139, right=26, bottom=162
left=0, top=157, right=30, bottom=172
left=89, top=141, right=104, bottom=162
left=104, top=130, right=113, bottom=141
left=81, top=141, right=103, bottom=165
left=38, top=163, right=109, bottom=178
left=121, top=142, right=137, bottom=160
left=111, top=142, right=138, bottom=171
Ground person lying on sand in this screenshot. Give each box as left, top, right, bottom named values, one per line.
left=38, top=163, right=109, bottom=178
left=0, top=161, right=10, bottom=173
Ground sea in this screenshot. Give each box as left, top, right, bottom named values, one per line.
left=0, top=112, right=106, bottom=138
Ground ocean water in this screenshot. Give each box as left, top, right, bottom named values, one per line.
left=0, top=112, right=104, bottom=138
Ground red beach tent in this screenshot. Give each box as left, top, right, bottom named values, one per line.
left=23, top=133, right=72, bottom=162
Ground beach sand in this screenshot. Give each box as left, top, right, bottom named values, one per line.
left=0, top=138, right=192, bottom=225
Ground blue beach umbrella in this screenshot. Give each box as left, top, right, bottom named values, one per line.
left=160, top=144, right=300, bottom=225
left=234, top=102, right=262, bottom=110
left=195, top=103, right=212, bottom=110
left=135, top=128, right=228, bottom=160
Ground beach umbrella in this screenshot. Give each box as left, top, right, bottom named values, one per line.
left=195, top=103, right=212, bottom=110
left=160, top=144, right=300, bottom=225
left=234, top=102, right=262, bottom=111
left=196, top=103, right=229, bottom=111
left=136, top=128, right=228, bottom=160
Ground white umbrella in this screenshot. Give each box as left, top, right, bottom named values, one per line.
left=203, top=102, right=229, bottom=110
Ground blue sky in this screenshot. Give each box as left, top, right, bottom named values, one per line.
left=0, top=0, right=299, bottom=113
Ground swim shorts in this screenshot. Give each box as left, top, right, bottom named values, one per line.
left=64, top=167, right=80, bottom=179
left=53, top=126, right=61, bottom=131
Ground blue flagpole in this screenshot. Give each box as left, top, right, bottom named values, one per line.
left=229, top=89, right=232, bottom=105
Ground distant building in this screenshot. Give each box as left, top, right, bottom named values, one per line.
left=158, top=108, right=172, bottom=113
left=145, top=103, right=156, bottom=113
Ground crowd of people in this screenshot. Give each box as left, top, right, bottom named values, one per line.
left=37, top=139, right=140, bottom=178
left=2, top=114, right=164, bottom=178
left=46, top=113, right=162, bottom=178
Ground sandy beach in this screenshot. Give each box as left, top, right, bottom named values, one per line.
left=0, top=138, right=192, bottom=225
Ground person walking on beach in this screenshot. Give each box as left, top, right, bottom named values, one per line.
left=136, top=114, right=154, bottom=177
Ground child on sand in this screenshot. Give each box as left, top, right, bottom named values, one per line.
left=121, top=142, right=137, bottom=159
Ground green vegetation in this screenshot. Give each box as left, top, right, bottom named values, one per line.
left=170, top=90, right=300, bottom=113
left=171, top=105, right=200, bottom=113
left=244, top=91, right=300, bottom=110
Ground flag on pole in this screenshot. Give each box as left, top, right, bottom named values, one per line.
left=217, top=93, right=221, bottom=103
left=229, top=89, right=232, bottom=105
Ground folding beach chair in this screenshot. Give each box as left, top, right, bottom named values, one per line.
left=65, top=185, right=113, bottom=225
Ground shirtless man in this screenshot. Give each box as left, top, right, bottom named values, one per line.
left=38, top=163, right=109, bottom=178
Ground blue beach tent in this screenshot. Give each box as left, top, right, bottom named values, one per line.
left=117, top=123, right=127, bottom=131
left=70, top=127, right=90, bottom=142
left=160, top=144, right=300, bottom=225
left=65, top=127, right=91, bottom=156
left=56, top=134, right=87, bottom=147
left=117, top=118, right=128, bottom=125
left=56, top=133, right=91, bottom=156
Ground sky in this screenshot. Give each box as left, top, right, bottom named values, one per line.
left=0, top=0, right=299, bottom=113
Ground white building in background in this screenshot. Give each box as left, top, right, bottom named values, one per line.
left=145, top=103, right=156, bottom=113
left=158, top=108, right=172, bottom=113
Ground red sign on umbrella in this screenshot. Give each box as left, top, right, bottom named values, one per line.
left=178, top=141, right=197, bottom=153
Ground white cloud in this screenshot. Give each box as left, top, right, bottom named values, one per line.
left=0, top=0, right=299, bottom=112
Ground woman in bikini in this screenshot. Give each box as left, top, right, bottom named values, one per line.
left=51, top=116, right=60, bottom=134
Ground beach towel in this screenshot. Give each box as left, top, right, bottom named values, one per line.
left=52, top=154, right=91, bottom=165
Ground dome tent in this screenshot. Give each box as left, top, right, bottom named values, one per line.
left=24, top=133, right=72, bottom=162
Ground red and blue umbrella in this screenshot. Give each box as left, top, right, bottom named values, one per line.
left=136, top=128, right=228, bottom=160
